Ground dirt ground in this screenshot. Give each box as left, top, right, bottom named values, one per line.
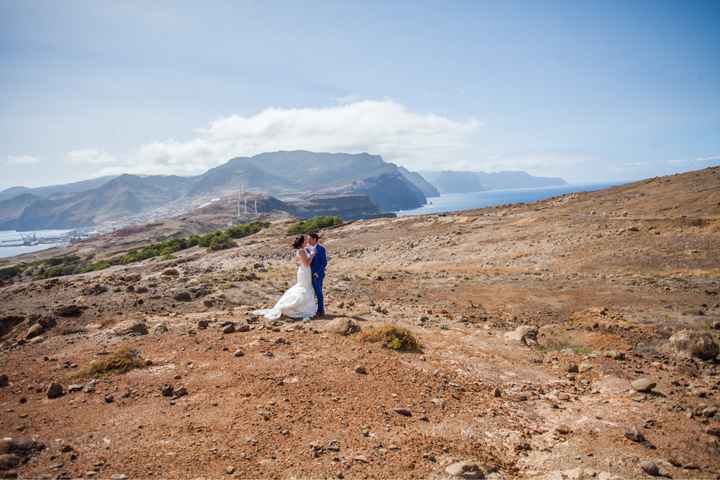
left=1, top=167, right=719, bottom=479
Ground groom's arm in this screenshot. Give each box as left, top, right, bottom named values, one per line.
left=320, top=245, right=328, bottom=270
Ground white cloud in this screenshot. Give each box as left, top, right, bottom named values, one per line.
left=94, top=99, right=481, bottom=175
left=6, top=155, right=40, bottom=165
left=695, top=155, right=720, bottom=163
left=65, top=149, right=116, bottom=165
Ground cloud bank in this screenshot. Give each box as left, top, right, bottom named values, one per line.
left=67, top=100, right=481, bottom=176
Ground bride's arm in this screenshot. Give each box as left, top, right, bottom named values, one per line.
left=298, top=249, right=312, bottom=267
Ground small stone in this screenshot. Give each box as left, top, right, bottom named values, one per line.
left=578, top=362, right=593, bottom=373
left=173, top=291, right=192, bottom=302
left=233, top=349, right=244, bottom=357
left=631, top=378, right=656, bottom=393
left=493, top=387, right=502, bottom=398
left=393, top=407, right=412, bottom=417
left=111, top=475, right=129, bottom=480
left=445, top=461, right=484, bottom=479
left=605, top=350, right=625, bottom=360
left=104, top=394, right=114, bottom=403
left=174, top=386, right=188, bottom=398
left=162, top=268, right=179, bottom=276
left=0, top=374, right=8, bottom=388
left=639, top=460, right=659, bottom=476
left=624, top=427, right=646, bottom=443
left=0, top=453, right=21, bottom=470
left=197, top=319, right=209, bottom=329
left=68, top=384, right=84, bottom=393
left=161, top=384, right=174, bottom=397
left=354, top=365, right=367, bottom=375
left=222, top=324, right=235, bottom=334
left=352, top=455, right=368, bottom=463
left=46, top=382, right=64, bottom=399
left=556, top=424, right=572, bottom=435
left=567, top=363, right=579, bottom=373
left=705, top=426, right=720, bottom=437
left=236, top=324, right=250, bottom=332
left=225, top=466, right=235, bottom=475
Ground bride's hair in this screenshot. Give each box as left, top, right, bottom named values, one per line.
left=292, top=235, right=305, bottom=249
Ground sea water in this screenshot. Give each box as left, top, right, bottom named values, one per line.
left=396, top=182, right=624, bottom=216
left=0, top=230, right=70, bottom=259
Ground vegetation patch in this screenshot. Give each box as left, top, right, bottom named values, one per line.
left=77, top=347, right=145, bottom=378
left=358, top=325, right=422, bottom=352
left=288, top=216, right=342, bottom=235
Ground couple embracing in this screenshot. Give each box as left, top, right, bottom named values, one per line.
left=254, top=232, right=327, bottom=321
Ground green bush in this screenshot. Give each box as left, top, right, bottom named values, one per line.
left=287, top=216, right=342, bottom=235
left=0, top=265, right=24, bottom=281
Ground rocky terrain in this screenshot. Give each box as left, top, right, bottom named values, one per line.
left=0, top=167, right=719, bottom=479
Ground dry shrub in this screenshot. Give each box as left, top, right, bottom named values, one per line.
left=78, top=347, right=145, bottom=378
left=358, top=325, right=422, bottom=352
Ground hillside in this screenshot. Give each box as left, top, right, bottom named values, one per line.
left=0, top=167, right=718, bottom=479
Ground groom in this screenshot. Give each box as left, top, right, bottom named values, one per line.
left=307, top=232, right=327, bottom=317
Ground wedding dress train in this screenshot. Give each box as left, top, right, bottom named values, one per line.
left=253, top=255, right=317, bottom=320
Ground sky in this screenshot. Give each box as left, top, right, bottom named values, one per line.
left=1, top=0, right=719, bottom=190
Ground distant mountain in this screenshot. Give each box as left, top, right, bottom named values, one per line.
left=421, top=170, right=567, bottom=194
left=398, top=167, right=440, bottom=197
left=0, top=175, right=118, bottom=202
left=0, top=151, right=429, bottom=230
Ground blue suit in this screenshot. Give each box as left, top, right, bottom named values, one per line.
left=310, top=244, right=327, bottom=315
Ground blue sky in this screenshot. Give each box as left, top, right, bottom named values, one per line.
left=1, top=0, right=718, bottom=189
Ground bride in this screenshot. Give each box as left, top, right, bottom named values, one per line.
left=253, top=235, right=318, bottom=320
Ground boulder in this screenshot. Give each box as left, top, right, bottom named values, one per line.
left=54, top=304, right=82, bottom=317
left=25, top=323, right=44, bottom=340
left=46, top=382, right=64, bottom=399
left=669, top=329, right=719, bottom=361
left=113, top=321, right=148, bottom=337
left=445, top=461, right=485, bottom=479
left=504, top=325, right=538, bottom=346
left=631, top=378, right=656, bottom=393
left=322, top=317, right=361, bottom=336
left=173, top=291, right=192, bottom=302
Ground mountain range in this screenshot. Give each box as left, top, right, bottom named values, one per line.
left=420, top=170, right=567, bottom=194
left=0, top=151, right=567, bottom=230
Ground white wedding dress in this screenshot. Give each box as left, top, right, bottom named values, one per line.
left=253, top=252, right=317, bottom=320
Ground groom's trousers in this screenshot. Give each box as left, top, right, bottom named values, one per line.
left=312, top=273, right=325, bottom=315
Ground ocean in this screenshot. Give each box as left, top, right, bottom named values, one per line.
left=0, top=230, right=70, bottom=259
left=396, top=182, right=624, bottom=216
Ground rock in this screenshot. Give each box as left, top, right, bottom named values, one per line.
left=173, top=291, right=192, bottom=302
left=556, top=424, right=572, bottom=435
left=222, top=324, right=235, bottom=334
left=631, top=378, right=655, bottom=393
left=54, top=304, right=82, bottom=317
left=236, top=323, right=250, bottom=332
left=225, top=466, right=235, bottom=475
left=0, top=374, right=7, bottom=388
left=197, top=319, right=209, bottom=329
left=135, top=286, right=149, bottom=294
left=578, top=362, right=593, bottom=373
left=0, top=453, right=20, bottom=470
left=322, top=317, right=361, bottom=336
left=233, top=349, right=244, bottom=357
left=567, top=364, right=579, bottom=373
left=712, top=321, right=720, bottom=330
left=83, top=380, right=96, bottom=393
left=354, top=365, right=367, bottom=374
left=46, top=382, right=64, bottom=399
left=68, top=384, right=84, bottom=393
left=393, top=407, right=412, bottom=417
left=111, top=475, right=129, bottom=480
left=705, top=426, right=720, bottom=437
left=639, top=461, right=659, bottom=476
left=153, top=323, right=169, bottom=335
left=82, top=284, right=108, bottom=296
left=25, top=323, right=44, bottom=340
left=162, top=268, right=179, bottom=276
left=624, top=427, right=645, bottom=443
left=669, top=329, right=719, bottom=361
left=174, top=386, right=188, bottom=398
left=504, top=325, right=538, bottom=346
left=104, top=394, right=114, bottom=403
left=113, top=321, right=148, bottom=337
left=445, top=461, right=485, bottom=479
left=604, top=350, right=625, bottom=360
left=161, top=384, right=174, bottom=397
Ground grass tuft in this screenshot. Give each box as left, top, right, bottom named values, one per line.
left=358, top=325, right=422, bottom=352
left=77, top=347, right=146, bottom=378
